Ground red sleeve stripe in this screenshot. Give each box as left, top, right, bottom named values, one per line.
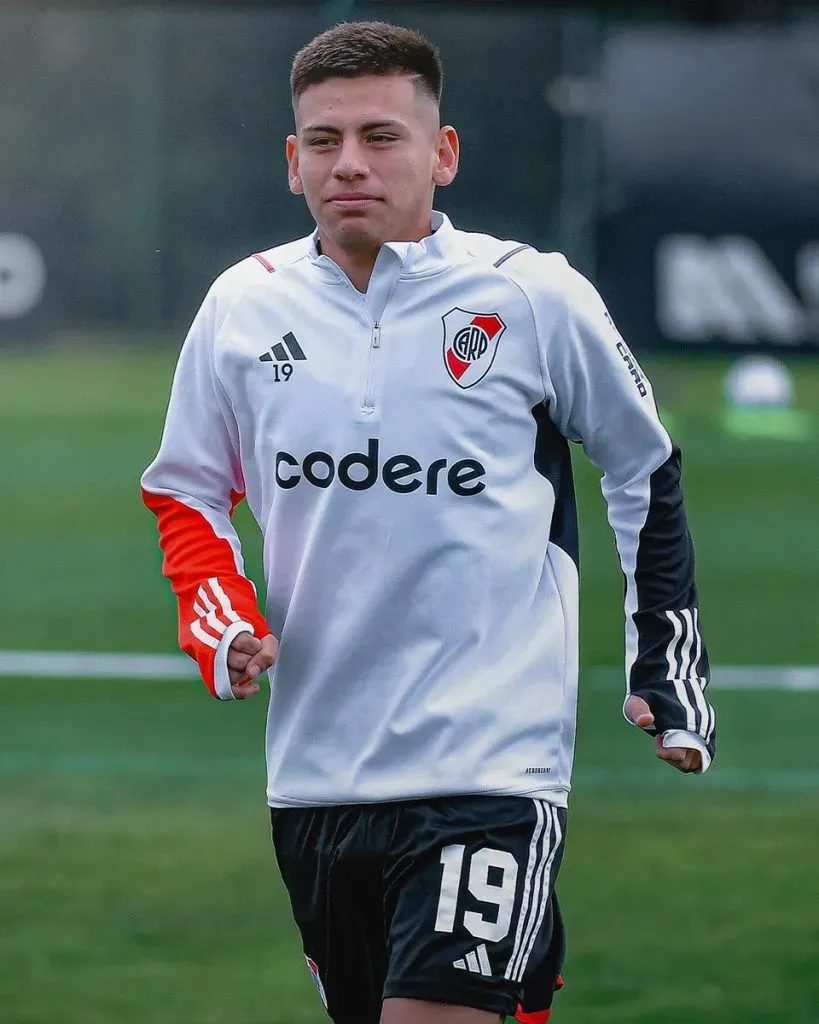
left=252, top=252, right=276, bottom=273
left=141, top=488, right=246, bottom=584
left=142, top=487, right=272, bottom=695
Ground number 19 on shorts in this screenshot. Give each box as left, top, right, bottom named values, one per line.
left=434, top=845, right=519, bottom=943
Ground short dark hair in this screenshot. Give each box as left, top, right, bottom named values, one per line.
left=290, top=21, right=442, bottom=105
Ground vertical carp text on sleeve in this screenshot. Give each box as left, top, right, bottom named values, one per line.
left=539, top=260, right=715, bottom=758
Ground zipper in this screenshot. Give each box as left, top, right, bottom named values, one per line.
left=361, top=320, right=381, bottom=413
left=327, top=257, right=399, bottom=414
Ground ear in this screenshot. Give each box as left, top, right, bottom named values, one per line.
left=286, top=135, right=304, bottom=195
left=433, top=125, right=459, bottom=187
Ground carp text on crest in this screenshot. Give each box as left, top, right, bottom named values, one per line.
left=452, top=324, right=489, bottom=363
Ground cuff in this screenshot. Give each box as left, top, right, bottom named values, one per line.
left=663, top=729, right=712, bottom=774
left=213, top=620, right=258, bottom=701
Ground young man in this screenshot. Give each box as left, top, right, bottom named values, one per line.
left=142, top=21, right=715, bottom=1024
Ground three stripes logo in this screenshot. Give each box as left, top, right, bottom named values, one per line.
left=259, top=332, right=306, bottom=363
left=664, top=607, right=715, bottom=742
left=189, top=577, right=240, bottom=650
left=453, top=943, right=492, bottom=977
left=504, top=801, right=562, bottom=983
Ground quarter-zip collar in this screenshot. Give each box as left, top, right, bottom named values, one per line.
left=308, top=210, right=465, bottom=283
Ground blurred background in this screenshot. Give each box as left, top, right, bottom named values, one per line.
left=1, top=1, right=817, bottom=1022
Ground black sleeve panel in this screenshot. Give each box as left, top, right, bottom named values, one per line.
left=630, top=446, right=715, bottom=754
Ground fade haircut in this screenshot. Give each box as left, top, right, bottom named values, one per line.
left=290, top=21, right=442, bottom=106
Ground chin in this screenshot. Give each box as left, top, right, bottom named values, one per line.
left=331, top=221, right=384, bottom=249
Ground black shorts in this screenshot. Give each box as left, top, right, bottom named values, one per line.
left=271, top=795, right=567, bottom=1023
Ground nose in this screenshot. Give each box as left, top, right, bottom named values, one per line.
left=332, top=138, right=369, bottom=181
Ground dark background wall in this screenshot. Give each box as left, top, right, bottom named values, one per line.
left=0, top=4, right=568, bottom=335
left=1, top=0, right=817, bottom=349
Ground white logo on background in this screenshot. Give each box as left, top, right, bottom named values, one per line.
left=0, top=234, right=46, bottom=319
left=657, top=235, right=818, bottom=345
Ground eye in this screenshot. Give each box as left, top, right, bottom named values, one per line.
left=308, top=137, right=337, bottom=148
left=368, top=134, right=398, bottom=144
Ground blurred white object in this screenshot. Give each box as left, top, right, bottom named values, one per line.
left=0, top=233, right=46, bottom=319
left=723, top=356, right=794, bottom=408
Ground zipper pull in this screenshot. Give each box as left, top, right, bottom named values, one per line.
left=372, top=322, right=381, bottom=348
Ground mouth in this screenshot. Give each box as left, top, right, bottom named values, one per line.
left=326, top=195, right=381, bottom=209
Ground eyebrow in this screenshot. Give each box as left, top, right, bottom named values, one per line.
left=301, top=119, right=405, bottom=135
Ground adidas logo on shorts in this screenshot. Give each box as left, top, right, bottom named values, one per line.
left=453, top=943, right=492, bottom=977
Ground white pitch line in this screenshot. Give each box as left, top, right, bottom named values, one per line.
left=0, top=651, right=197, bottom=680
left=710, top=666, right=819, bottom=691
left=577, top=665, right=819, bottom=692
left=1, top=652, right=819, bottom=690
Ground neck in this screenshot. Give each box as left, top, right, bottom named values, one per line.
left=318, top=214, right=435, bottom=293
left=319, top=235, right=380, bottom=293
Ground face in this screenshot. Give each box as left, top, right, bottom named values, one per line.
left=286, top=74, right=459, bottom=252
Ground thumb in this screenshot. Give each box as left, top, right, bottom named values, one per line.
left=624, top=694, right=655, bottom=731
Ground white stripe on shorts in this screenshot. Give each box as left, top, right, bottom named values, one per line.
left=504, top=800, right=546, bottom=980
left=505, top=800, right=556, bottom=982
left=514, top=806, right=563, bottom=981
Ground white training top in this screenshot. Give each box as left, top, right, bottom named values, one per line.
left=142, top=212, right=715, bottom=808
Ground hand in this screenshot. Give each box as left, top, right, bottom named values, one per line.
left=624, top=694, right=702, bottom=774
left=227, top=631, right=279, bottom=699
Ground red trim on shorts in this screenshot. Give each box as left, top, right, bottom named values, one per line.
left=515, top=1008, right=550, bottom=1024
left=515, top=975, right=563, bottom=1023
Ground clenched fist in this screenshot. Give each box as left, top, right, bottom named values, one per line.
left=227, top=631, right=279, bottom=699
left=624, top=694, right=702, bottom=773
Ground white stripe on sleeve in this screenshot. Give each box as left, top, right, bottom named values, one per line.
left=689, top=607, right=703, bottom=679
left=190, top=620, right=220, bottom=650
left=666, top=610, right=697, bottom=731
left=678, top=609, right=695, bottom=681
left=208, top=577, right=240, bottom=624
left=681, top=608, right=708, bottom=735
left=196, top=586, right=227, bottom=635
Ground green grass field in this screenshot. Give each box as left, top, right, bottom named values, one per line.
left=1, top=346, right=818, bottom=1023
